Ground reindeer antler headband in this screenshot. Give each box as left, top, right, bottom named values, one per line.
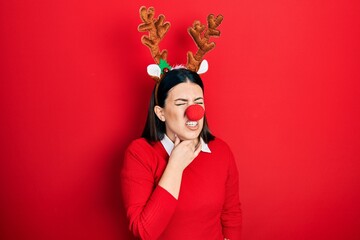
left=138, top=6, right=223, bottom=103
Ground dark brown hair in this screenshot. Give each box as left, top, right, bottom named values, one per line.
left=141, top=68, right=215, bottom=143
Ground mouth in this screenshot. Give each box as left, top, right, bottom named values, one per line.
left=185, top=121, right=198, bottom=128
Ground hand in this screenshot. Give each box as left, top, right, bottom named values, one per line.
left=158, top=135, right=202, bottom=199
left=167, top=134, right=202, bottom=172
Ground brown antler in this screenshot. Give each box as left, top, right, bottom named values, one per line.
left=138, top=6, right=170, bottom=64
left=186, top=14, right=223, bottom=72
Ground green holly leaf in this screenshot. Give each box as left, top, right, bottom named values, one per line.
left=159, top=59, right=172, bottom=74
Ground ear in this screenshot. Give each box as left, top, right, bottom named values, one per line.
left=154, top=105, right=165, bottom=122
left=147, top=64, right=161, bottom=78
left=197, top=59, right=208, bottom=74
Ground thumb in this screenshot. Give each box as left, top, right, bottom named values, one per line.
left=174, top=134, right=180, bottom=146
left=194, top=140, right=202, bottom=157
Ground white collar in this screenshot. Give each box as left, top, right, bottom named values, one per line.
left=160, top=134, right=211, bottom=156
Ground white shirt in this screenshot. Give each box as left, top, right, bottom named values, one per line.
left=160, top=134, right=211, bottom=156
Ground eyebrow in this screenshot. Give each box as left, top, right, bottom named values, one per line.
left=174, top=98, right=188, bottom=102
left=174, top=97, right=204, bottom=102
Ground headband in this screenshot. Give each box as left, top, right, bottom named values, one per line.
left=138, top=6, right=223, bottom=104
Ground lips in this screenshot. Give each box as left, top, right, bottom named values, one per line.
left=186, top=121, right=198, bottom=127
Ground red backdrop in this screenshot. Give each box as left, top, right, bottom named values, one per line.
left=1, top=1, right=360, bottom=239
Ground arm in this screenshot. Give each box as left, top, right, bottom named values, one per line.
left=121, top=141, right=178, bottom=240
left=221, top=146, right=242, bottom=239
left=158, top=135, right=201, bottom=199
left=121, top=137, right=201, bottom=239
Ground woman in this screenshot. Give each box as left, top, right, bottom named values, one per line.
left=120, top=68, right=242, bottom=239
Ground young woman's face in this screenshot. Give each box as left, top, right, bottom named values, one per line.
left=155, top=81, right=205, bottom=142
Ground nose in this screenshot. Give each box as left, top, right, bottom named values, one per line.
left=185, top=104, right=205, bottom=121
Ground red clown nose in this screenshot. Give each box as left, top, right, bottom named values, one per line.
left=185, top=104, right=205, bottom=121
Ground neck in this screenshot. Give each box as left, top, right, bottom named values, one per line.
left=167, top=134, right=200, bottom=145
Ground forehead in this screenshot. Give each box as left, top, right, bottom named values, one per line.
left=167, top=82, right=203, bottom=99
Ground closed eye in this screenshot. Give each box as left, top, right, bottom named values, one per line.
left=174, top=98, right=188, bottom=106
left=194, top=97, right=204, bottom=105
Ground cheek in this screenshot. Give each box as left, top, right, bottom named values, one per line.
left=165, top=107, right=185, bottom=121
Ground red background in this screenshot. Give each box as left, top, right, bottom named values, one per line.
left=1, top=1, right=360, bottom=239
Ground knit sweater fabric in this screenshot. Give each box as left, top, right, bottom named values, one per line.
left=120, top=137, right=242, bottom=240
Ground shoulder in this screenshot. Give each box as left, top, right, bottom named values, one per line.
left=125, top=138, right=157, bottom=155
left=127, top=137, right=152, bottom=149
left=123, top=138, right=162, bottom=168
left=208, top=137, right=232, bottom=153
left=208, top=137, right=236, bottom=166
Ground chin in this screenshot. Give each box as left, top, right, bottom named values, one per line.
left=180, top=130, right=202, bottom=141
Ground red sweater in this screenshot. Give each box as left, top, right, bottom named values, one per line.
left=120, top=137, right=242, bottom=240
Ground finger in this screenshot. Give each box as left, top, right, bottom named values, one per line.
left=194, top=140, right=202, bottom=156
left=182, top=139, right=196, bottom=150
left=194, top=139, right=201, bottom=148
left=174, top=134, right=180, bottom=146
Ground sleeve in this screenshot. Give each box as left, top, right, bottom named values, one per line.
left=120, top=141, right=178, bottom=240
left=221, top=145, right=242, bottom=239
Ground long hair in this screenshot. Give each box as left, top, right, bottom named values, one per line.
left=141, top=68, right=215, bottom=143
